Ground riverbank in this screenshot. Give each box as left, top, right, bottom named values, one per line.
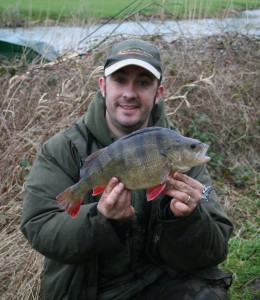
left=1, top=9, right=259, bottom=57
left=0, top=33, right=259, bottom=299
left=1, top=0, right=260, bottom=27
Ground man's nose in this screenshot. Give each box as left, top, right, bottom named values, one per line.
left=123, top=82, right=137, bottom=99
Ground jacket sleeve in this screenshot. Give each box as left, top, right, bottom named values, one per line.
left=20, top=131, right=124, bottom=264
left=148, top=165, right=233, bottom=271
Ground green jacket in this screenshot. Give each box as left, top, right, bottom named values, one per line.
left=21, top=91, right=233, bottom=300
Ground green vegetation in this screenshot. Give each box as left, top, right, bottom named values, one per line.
left=218, top=175, right=259, bottom=299
left=0, top=33, right=259, bottom=299
left=0, top=0, right=259, bottom=297
left=0, top=0, right=260, bottom=26
left=224, top=237, right=260, bottom=299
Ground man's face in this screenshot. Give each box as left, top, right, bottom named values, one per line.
left=99, top=65, right=164, bottom=137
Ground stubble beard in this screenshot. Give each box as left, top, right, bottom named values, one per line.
left=104, top=91, right=157, bottom=135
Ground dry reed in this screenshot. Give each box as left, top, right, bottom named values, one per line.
left=0, top=33, right=259, bottom=298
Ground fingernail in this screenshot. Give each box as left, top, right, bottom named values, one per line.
left=173, top=172, right=179, bottom=179
left=120, top=182, right=125, bottom=188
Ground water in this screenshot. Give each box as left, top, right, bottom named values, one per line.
left=1, top=10, right=260, bottom=55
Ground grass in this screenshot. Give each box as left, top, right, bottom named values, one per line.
left=0, top=13, right=260, bottom=300
left=224, top=237, right=260, bottom=299
left=0, top=0, right=260, bottom=26
left=220, top=187, right=260, bottom=299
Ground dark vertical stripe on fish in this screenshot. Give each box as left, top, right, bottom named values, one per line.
left=115, top=137, right=126, bottom=173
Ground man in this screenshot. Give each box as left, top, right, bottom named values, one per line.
left=21, top=39, right=233, bottom=299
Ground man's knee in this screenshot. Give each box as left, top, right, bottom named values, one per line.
left=134, top=272, right=231, bottom=300
left=165, top=274, right=231, bottom=300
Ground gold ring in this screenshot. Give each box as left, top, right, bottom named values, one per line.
left=185, top=195, right=191, bottom=205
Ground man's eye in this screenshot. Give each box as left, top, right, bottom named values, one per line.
left=114, top=77, right=126, bottom=83
left=139, top=80, right=150, bottom=86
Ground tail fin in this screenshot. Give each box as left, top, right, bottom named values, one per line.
left=56, top=187, right=84, bottom=218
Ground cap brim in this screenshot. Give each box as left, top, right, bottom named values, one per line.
left=104, top=58, right=161, bottom=79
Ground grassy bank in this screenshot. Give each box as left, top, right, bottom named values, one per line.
left=0, top=32, right=259, bottom=299
left=1, top=0, right=260, bottom=27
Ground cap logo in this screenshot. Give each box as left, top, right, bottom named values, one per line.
left=117, top=47, right=153, bottom=58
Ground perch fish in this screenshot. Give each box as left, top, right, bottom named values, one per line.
left=56, top=127, right=211, bottom=217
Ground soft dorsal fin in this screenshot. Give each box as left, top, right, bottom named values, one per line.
left=80, top=149, right=104, bottom=178
left=84, top=148, right=104, bottom=166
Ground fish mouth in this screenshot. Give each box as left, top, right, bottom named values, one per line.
left=195, top=144, right=211, bottom=164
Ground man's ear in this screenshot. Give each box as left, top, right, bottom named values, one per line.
left=155, top=85, right=164, bottom=104
left=99, top=76, right=106, bottom=97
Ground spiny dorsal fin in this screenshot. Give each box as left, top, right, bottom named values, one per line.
left=118, top=127, right=164, bottom=141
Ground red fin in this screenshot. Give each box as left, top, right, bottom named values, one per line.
left=65, top=201, right=82, bottom=218
left=56, top=187, right=84, bottom=218
left=146, top=183, right=166, bottom=201
left=92, top=186, right=106, bottom=196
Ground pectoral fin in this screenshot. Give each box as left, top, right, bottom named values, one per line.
left=146, top=183, right=166, bottom=201
left=160, top=161, right=172, bottom=183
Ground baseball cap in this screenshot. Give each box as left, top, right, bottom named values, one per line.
left=104, top=39, right=162, bottom=80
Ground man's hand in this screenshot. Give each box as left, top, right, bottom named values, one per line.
left=163, top=172, right=204, bottom=217
left=97, top=177, right=135, bottom=221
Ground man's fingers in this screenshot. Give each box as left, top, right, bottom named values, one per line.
left=164, top=172, right=206, bottom=217
left=170, top=199, right=192, bottom=217
left=102, top=177, right=119, bottom=198
left=173, top=172, right=203, bottom=191
left=97, top=178, right=135, bottom=221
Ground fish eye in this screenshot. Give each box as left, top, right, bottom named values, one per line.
left=190, top=144, right=197, bottom=150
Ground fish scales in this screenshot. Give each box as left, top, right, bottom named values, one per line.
left=114, top=130, right=166, bottom=188
left=89, top=129, right=164, bottom=189
left=56, top=127, right=211, bottom=217
left=71, top=128, right=168, bottom=195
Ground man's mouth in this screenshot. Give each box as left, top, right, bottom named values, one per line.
left=119, top=105, right=138, bottom=110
